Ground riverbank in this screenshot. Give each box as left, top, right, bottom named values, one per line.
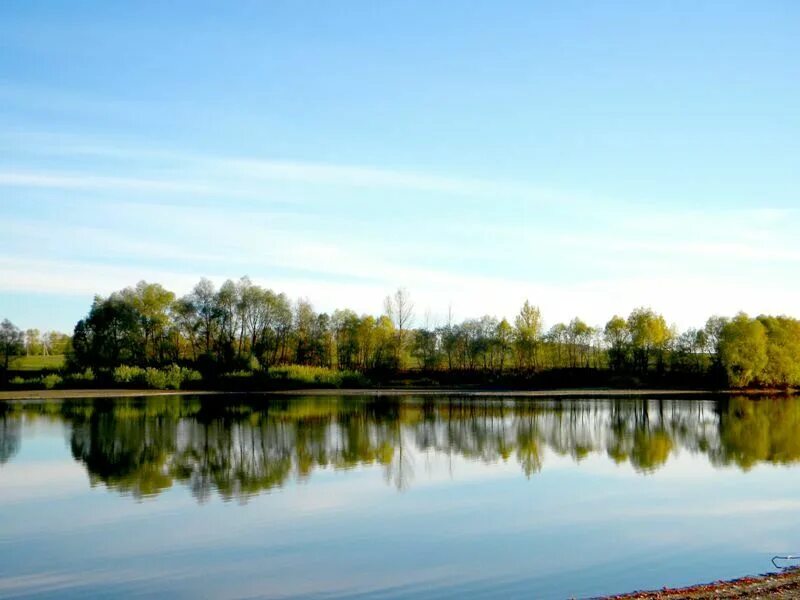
left=603, top=567, right=800, bottom=599
left=0, top=386, right=780, bottom=401
left=0, top=389, right=221, bottom=400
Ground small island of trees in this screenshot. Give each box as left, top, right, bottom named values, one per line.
left=2, top=277, right=800, bottom=391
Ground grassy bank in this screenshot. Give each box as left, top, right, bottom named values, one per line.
left=3, top=363, right=795, bottom=396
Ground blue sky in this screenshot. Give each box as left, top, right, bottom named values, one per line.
left=1, top=1, right=799, bottom=332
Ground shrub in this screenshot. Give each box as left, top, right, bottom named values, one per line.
left=70, top=368, right=95, bottom=382
left=9, top=376, right=25, bottom=385
left=144, top=368, right=167, bottom=389
left=182, top=367, right=202, bottom=383
left=162, top=364, right=202, bottom=389
left=41, top=374, right=63, bottom=390
left=223, top=370, right=254, bottom=379
left=267, top=365, right=367, bottom=388
left=111, top=364, right=201, bottom=389
left=113, top=365, right=146, bottom=385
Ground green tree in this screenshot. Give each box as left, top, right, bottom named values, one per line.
left=758, top=316, right=800, bottom=387
left=514, top=301, right=543, bottom=370
left=567, top=318, right=594, bottom=368
left=131, top=281, right=176, bottom=363
left=604, top=315, right=629, bottom=371
left=1, top=319, right=24, bottom=372
left=72, top=293, right=144, bottom=368
left=495, top=318, right=513, bottom=372
left=626, top=307, right=671, bottom=373
left=718, top=313, right=768, bottom=387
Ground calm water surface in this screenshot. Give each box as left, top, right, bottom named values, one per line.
left=1, top=394, right=799, bottom=599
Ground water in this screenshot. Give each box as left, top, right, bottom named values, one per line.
left=1, top=394, right=799, bottom=599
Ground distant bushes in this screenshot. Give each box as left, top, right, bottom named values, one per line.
left=70, top=368, right=96, bottom=383
left=217, top=365, right=369, bottom=389
left=112, top=365, right=145, bottom=384
left=8, top=373, right=64, bottom=389
left=4, top=361, right=367, bottom=391
left=112, top=364, right=201, bottom=390
left=267, top=365, right=368, bottom=388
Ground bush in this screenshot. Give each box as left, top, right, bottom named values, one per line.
left=144, top=368, right=167, bottom=389
left=267, top=365, right=367, bottom=388
left=162, top=364, right=202, bottom=389
left=41, top=374, right=63, bottom=390
left=182, top=367, right=202, bottom=383
left=70, top=368, right=95, bottom=382
left=222, top=370, right=254, bottom=379
left=9, top=376, right=25, bottom=385
left=113, top=365, right=146, bottom=385
left=111, top=364, right=201, bottom=389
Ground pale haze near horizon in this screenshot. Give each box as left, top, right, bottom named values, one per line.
left=1, top=1, right=799, bottom=334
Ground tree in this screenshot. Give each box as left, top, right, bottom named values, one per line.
left=495, top=319, right=513, bottom=372
left=604, top=315, right=629, bottom=371
left=567, top=318, right=594, bottom=368
left=72, top=293, right=144, bottom=368
left=718, top=313, right=768, bottom=388
left=384, top=289, right=414, bottom=368
left=24, top=329, right=40, bottom=356
left=626, top=308, right=671, bottom=373
left=130, top=281, right=175, bottom=363
left=411, top=328, right=439, bottom=370
left=0, top=319, right=24, bottom=372
left=514, top=301, right=543, bottom=370
left=758, top=316, right=800, bottom=387
left=189, top=278, right=219, bottom=356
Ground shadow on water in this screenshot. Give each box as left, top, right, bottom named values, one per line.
left=1, top=394, right=799, bottom=501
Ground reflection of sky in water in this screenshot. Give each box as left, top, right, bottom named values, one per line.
left=1, top=396, right=799, bottom=599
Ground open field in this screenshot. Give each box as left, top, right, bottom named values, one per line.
left=8, top=354, right=66, bottom=371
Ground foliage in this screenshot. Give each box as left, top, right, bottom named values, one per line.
left=70, top=368, right=96, bottom=382
left=161, top=365, right=202, bottom=390
left=1, top=319, right=24, bottom=371
left=111, top=364, right=200, bottom=389
left=144, top=368, right=168, bottom=389
left=113, top=365, right=146, bottom=385
left=267, top=364, right=367, bottom=388
left=719, top=313, right=769, bottom=387
left=41, top=374, right=64, bottom=390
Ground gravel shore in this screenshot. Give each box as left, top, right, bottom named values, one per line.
left=603, top=568, right=800, bottom=599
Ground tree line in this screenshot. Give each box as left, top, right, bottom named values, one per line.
left=2, top=277, right=800, bottom=388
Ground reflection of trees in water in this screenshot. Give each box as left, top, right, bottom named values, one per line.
left=2, top=395, right=800, bottom=501
left=0, top=415, right=21, bottom=464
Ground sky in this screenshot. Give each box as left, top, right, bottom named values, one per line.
left=1, top=1, right=799, bottom=333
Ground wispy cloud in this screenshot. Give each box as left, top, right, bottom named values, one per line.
left=0, top=171, right=216, bottom=195
left=0, top=133, right=582, bottom=203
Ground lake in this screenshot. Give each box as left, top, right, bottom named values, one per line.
left=1, top=394, right=799, bottom=599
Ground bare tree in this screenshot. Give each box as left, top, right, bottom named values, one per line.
left=384, top=288, right=414, bottom=367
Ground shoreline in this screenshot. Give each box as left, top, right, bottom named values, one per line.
left=602, top=567, right=800, bottom=599
left=0, top=387, right=788, bottom=401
